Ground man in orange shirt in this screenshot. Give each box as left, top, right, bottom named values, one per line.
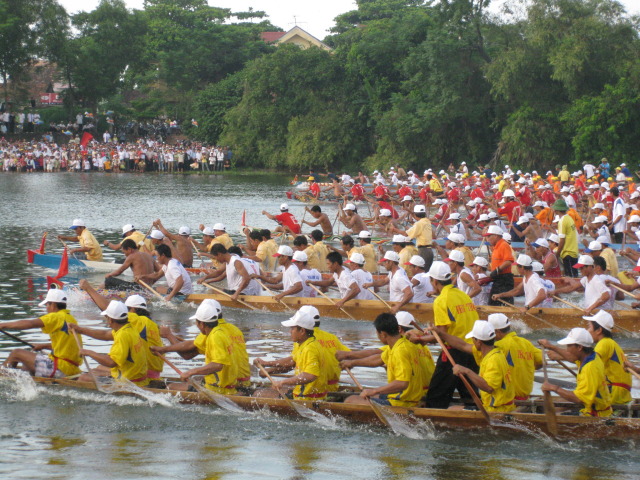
left=483, top=225, right=515, bottom=306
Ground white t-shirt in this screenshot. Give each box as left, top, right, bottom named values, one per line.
left=388, top=269, right=413, bottom=302
left=612, top=198, right=627, bottom=233
left=596, top=225, right=612, bottom=244
left=411, top=272, right=433, bottom=303
left=456, top=267, right=475, bottom=297
left=523, top=273, right=552, bottom=308
left=584, top=164, right=595, bottom=178
left=351, top=269, right=375, bottom=300
left=450, top=222, right=467, bottom=239
left=598, top=274, right=619, bottom=310
left=580, top=275, right=610, bottom=310
left=226, top=255, right=261, bottom=295
left=162, top=258, right=193, bottom=294
left=283, top=264, right=303, bottom=296
left=300, top=268, right=322, bottom=297
left=333, top=269, right=357, bottom=298
left=474, top=273, right=491, bottom=306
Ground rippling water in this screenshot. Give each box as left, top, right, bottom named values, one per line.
left=0, top=172, right=639, bottom=480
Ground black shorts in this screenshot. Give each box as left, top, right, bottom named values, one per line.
left=105, top=276, right=144, bottom=292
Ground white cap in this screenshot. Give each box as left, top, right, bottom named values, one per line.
left=487, top=211, right=498, bottom=219
left=446, top=232, right=465, bottom=244
left=358, top=230, right=372, bottom=239
left=586, top=241, right=602, bottom=252
left=122, top=224, right=135, bottom=235
left=392, top=234, right=406, bottom=244
left=592, top=215, right=607, bottom=224
left=557, top=327, right=594, bottom=347
left=380, top=251, right=401, bottom=263
left=124, top=294, right=147, bottom=309
left=531, top=261, right=544, bottom=272
left=532, top=238, right=549, bottom=248
left=560, top=186, right=571, bottom=193
left=343, top=203, right=356, bottom=211
left=600, top=182, right=610, bottom=190
left=213, top=223, right=226, bottom=231
left=179, top=226, right=191, bottom=236
left=517, top=177, right=527, bottom=184
left=100, top=300, right=129, bottom=321
left=548, top=233, right=560, bottom=244
left=477, top=214, right=490, bottom=222
left=516, top=215, right=529, bottom=225
left=503, top=232, right=512, bottom=242
left=39, top=288, right=68, bottom=307
left=596, top=235, right=610, bottom=245
left=574, top=254, right=595, bottom=268
left=396, top=311, right=415, bottom=328
left=202, top=227, right=215, bottom=236
left=503, top=189, right=515, bottom=197
left=487, top=313, right=510, bottom=330
left=427, top=261, right=452, bottom=281
left=583, top=310, right=614, bottom=331
left=280, top=203, right=289, bottom=211
left=474, top=197, right=483, bottom=204
left=292, top=250, right=308, bottom=262
left=148, top=230, right=165, bottom=240
left=445, top=249, right=465, bottom=263
left=591, top=203, right=605, bottom=210
left=465, top=320, right=496, bottom=341
left=448, top=212, right=461, bottom=220
left=347, top=252, right=365, bottom=265
left=471, top=256, right=489, bottom=268
left=515, top=254, right=532, bottom=267
left=379, top=209, right=392, bottom=217
left=70, top=218, right=86, bottom=229
left=629, top=215, right=640, bottom=223
left=299, top=305, right=320, bottom=319
left=483, top=225, right=503, bottom=236
left=281, top=310, right=315, bottom=330
left=466, top=200, right=476, bottom=207
left=630, top=192, right=640, bottom=200
left=274, top=245, right=294, bottom=257
left=414, top=205, right=426, bottom=213
left=402, top=195, right=413, bottom=202
left=189, top=302, right=220, bottom=323
left=202, top=298, right=222, bottom=315
left=533, top=201, right=545, bottom=208
left=404, top=255, right=425, bottom=267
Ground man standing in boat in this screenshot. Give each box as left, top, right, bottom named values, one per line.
left=1, top=288, right=82, bottom=379
left=152, top=220, right=194, bottom=268
left=57, top=218, right=103, bottom=261
left=302, top=205, right=333, bottom=237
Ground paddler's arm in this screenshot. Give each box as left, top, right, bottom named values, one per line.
left=537, top=339, right=573, bottom=362
left=103, top=239, right=123, bottom=251
left=197, top=267, right=226, bottom=284
left=151, top=342, right=198, bottom=360
left=179, top=361, right=223, bottom=381
left=273, top=371, right=317, bottom=391
left=549, top=278, right=581, bottom=294
left=624, top=360, right=640, bottom=375
left=429, top=328, right=473, bottom=354
left=390, top=285, right=413, bottom=315
left=274, top=281, right=302, bottom=301
left=230, top=261, right=252, bottom=301
left=306, top=277, right=334, bottom=288
left=491, top=281, right=524, bottom=301
left=452, top=364, right=492, bottom=393
left=540, top=382, right=581, bottom=404
left=254, top=357, right=295, bottom=375
left=105, top=254, right=135, bottom=278
left=153, top=219, right=180, bottom=242
left=165, top=275, right=184, bottom=301
left=0, top=318, right=44, bottom=330
left=261, top=211, right=277, bottom=221
left=334, top=281, right=360, bottom=309
left=335, top=348, right=382, bottom=361
left=57, top=234, right=80, bottom=242
left=361, top=379, right=409, bottom=399
left=339, top=354, right=383, bottom=369
left=363, top=276, right=389, bottom=289
left=80, top=349, right=116, bottom=368
left=69, top=323, right=114, bottom=341
left=584, top=290, right=610, bottom=315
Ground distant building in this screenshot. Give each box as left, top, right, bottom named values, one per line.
left=2, top=61, right=69, bottom=107
left=260, top=26, right=332, bottom=51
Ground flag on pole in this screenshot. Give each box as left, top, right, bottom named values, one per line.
left=46, top=248, right=69, bottom=288
left=80, top=132, right=93, bottom=148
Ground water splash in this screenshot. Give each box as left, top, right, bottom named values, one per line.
left=0, top=368, right=38, bottom=401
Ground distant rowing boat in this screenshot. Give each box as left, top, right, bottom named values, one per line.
left=30, top=376, right=640, bottom=439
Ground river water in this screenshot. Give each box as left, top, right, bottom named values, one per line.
left=0, top=172, right=638, bottom=480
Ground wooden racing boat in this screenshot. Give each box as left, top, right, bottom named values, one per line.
left=184, top=293, right=639, bottom=333
left=30, top=376, right=640, bottom=439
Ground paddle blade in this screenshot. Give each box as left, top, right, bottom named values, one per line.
left=370, top=401, right=424, bottom=439
left=543, top=391, right=558, bottom=437
left=189, top=379, right=244, bottom=414
left=290, top=400, right=336, bottom=427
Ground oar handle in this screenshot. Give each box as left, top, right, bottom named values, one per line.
left=556, top=359, right=578, bottom=377
left=344, top=367, right=364, bottom=391
left=495, top=298, right=558, bottom=330
left=71, top=330, right=98, bottom=385
left=0, top=328, right=36, bottom=349
left=610, top=283, right=638, bottom=300
left=256, top=361, right=287, bottom=399
left=57, top=238, right=77, bottom=259
left=137, top=279, right=167, bottom=303
left=159, top=355, right=182, bottom=375
left=255, top=279, right=294, bottom=312
left=308, top=283, right=356, bottom=320
left=190, top=239, right=209, bottom=267
left=202, top=282, right=259, bottom=311
left=552, top=295, right=586, bottom=312
left=367, top=288, right=392, bottom=311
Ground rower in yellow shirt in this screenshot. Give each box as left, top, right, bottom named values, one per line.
left=541, top=327, right=612, bottom=417
left=0, top=288, right=82, bottom=378
left=351, top=231, right=377, bottom=273
left=103, top=223, right=154, bottom=254
left=341, top=313, right=425, bottom=407
left=254, top=310, right=329, bottom=401
left=396, top=312, right=435, bottom=393
left=310, top=230, right=330, bottom=271
left=58, top=218, right=103, bottom=261
left=73, top=300, right=149, bottom=386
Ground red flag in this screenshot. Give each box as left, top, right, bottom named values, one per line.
left=241, top=209, right=246, bottom=227
left=56, top=248, right=69, bottom=279
left=80, top=132, right=93, bottom=148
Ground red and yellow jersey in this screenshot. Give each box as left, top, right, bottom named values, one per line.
left=218, top=319, right=250, bottom=386
left=595, top=338, right=632, bottom=404
left=380, top=337, right=425, bottom=407
left=433, top=284, right=478, bottom=343
left=291, top=337, right=328, bottom=400
left=495, top=332, right=542, bottom=399
left=127, top=312, right=164, bottom=374
left=477, top=347, right=516, bottom=412
left=204, top=324, right=237, bottom=395
left=575, top=352, right=612, bottom=417
left=110, top=323, right=148, bottom=386
left=40, top=309, right=82, bottom=376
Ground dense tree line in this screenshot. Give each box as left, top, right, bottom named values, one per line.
left=2, top=0, right=639, bottom=171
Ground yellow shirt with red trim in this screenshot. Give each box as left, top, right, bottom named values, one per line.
left=40, top=309, right=82, bottom=376
left=291, top=336, right=328, bottom=400
left=204, top=324, right=237, bottom=395
left=477, top=347, right=516, bottom=412
left=495, top=331, right=542, bottom=400
left=595, top=337, right=632, bottom=404
left=218, top=318, right=250, bottom=387
left=127, top=312, right=164, bottom=374
left=352, top=243, right=377, bottom=273
left=417, top=344, right=435, bottom=392
left=379, top=336, right=424, bottom=407
left=575, top=352, right=612, bottom=417
left=79, top=228, right=103, bottom=261
left=109, top=323, right=149, bottom=386
left=313, top=327, right=350, bottom=392
left=433, top=284, right=478, bottom=343
left=125, top=231, right=153, bottom=254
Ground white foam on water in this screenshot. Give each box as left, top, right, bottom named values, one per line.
left=0, top=369, right=38, bottom=401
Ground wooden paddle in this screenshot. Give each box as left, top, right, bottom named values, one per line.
left=160, top=355, right=243, bottom=413
left=0, top=329, right=36, bottom=349
left=430, top=327, right=491, bottom=423
left=255, top=361, right=332, bottom=424
left=610, top=282, right=639, bottom=300
left=344, top=367, right=391, bottom=428
left=190, top=238, right=209, bottom=268
left=541, top=346, right=558, bottom=437
left=57, top=238, right=78, bottom=259
left=308, top=283, right=356, bottom=320
left=367, top=287, right=393, bottom=312
left=494, top=298, right=560, bottom=331
left=201, top=282, right=259, bottom=311
left=71, top=330, right=100, bottom=388
left=551, top=295, right=634, bottom=336
left=136, top=279, right=168, bottom=303
left=255, top=279, right=294, bottom=312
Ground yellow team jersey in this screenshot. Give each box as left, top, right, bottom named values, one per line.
left=40, top=309, right=82, bottom=376
left=313, top=327, right=350, bottom=391
left=127, top=312, right=164, bottom=374
left=399, top=247, right=414, bottom=275
left=79, top=229, right=103, bottom=261
left=558, top=215, right=579, bottom=259
left=433, top=284, right=478, bottom=343
left=256, top=240, right=277, bottom=272
left=313, top=242, right=329, bottom=271
left=209, top=233, right=234, bottom=250
left=110, top=323, right=149, bottom=386
left=291, top=337, right=328, bottom=400
left=600, top=248, right=619, bottom=277
left=495, top=332, right=542, bottom=399
left=477, top=348, right=516, bottom=412
left=194, top=332, right=206, bottom=354
left=575, top=352, right=613, bottom=417
left=304, top=245, right=320, bottom=270
left=406, top=218, right=432, bottom=247
left=416, top=344, right=435, bottom=392
left=429, top=179, right=443, bottom=193
left=204, top=325, right=238, bottom=395
left=352, top=243, right=377, bottom=273
left=218, top=319, right=250, bottom=387
left=125, top=231, right=154, bottom=254
left=595, top=338, right=632, bottom=404
left=380, top=336, right=424, bottom=407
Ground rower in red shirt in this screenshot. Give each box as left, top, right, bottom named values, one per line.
left=397, top=183, right=413, bottom=199
left=497, top=189, right=522, bottom=224
left=308, top=181, right=321, bottom=198
left=262, top=203, right=301, bottom=235
left=350, top=182, right=365, bottom=201
left=373, top=181, right=390, bottom=201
